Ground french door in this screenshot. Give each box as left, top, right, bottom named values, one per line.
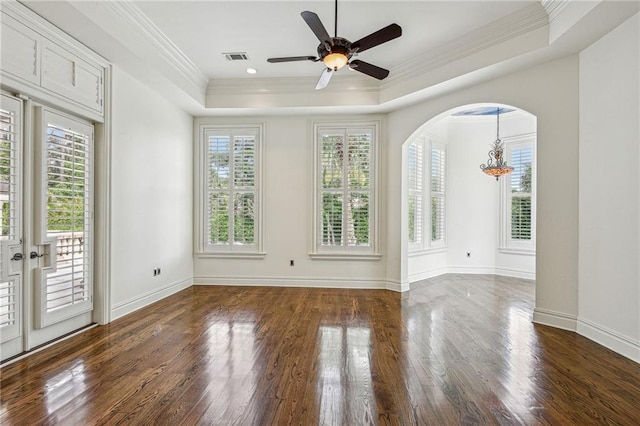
left=1, top=93, right=94, bottom=362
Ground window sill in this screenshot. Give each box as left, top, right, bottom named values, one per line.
left=409, top=247, right=448, bottom=257
left=498, top=248, right=535, bottom=256
left=309, top=253, right=383, bottom=261
left=196, top=251, right=267, bottom=260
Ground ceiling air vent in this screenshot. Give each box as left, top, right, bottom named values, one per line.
left=223, top=52, right=249, bottom=61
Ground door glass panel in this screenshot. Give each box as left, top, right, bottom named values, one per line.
left=0, top=97, right=22, bottom=343
left=44, top=122, right=92, bottom=313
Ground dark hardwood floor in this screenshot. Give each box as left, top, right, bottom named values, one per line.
left=2, top=274, right=640, bottom=425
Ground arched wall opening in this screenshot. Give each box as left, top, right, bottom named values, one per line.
left=400, top=102, right=537, bottom=286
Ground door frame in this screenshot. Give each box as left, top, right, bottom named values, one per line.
left=0, top=71, right=111, bottom=361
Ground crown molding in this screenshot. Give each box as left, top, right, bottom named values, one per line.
left=207, top=74, right=378, bottom=96
left=382, top=3, right=549, bottom=89
left=206, top=74, right=380, bottom=109
left=540, top=0, right=571, bottom=23
left=100, top=0, right=208, bottom=92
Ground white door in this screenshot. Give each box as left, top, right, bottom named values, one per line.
left=0, top=96, right=94, bottom=362
left=0, top=93, right=24, bottom=360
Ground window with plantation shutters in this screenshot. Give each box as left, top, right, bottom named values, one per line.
left=501, top=136, right=535, bottom=252
left=407, top=136, right=446, bottom=253
left=202, top=125, right=262, bottom=254
left=313, top=123, right=379, bottom=258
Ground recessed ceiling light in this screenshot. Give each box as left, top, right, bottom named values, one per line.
left=246, top=68, right=257, bottom=75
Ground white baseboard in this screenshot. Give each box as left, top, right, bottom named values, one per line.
left=447, top=266, right=497, bottom=275
left=385, top=279, right=409, bottom=292
left=410, top=266, right=535, bottom=282
left=494, top=267, right=536, bottom=280
left=194, top=275, right=391, bottom=290
left=533, top=308, right=577, bottom=331
left=111, top=277, right=193, bottom=321
left=577, top=319, right=640, bottom=364
left=408, top=267, right=448, bottom=283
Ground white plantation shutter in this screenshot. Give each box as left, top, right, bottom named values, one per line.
left=35, top=110, right=93, bottom=328
left=346, top=132, right=370, bottom=246
left=501, top=137, right=535, bottom=251
left=320, top=132, right=345, bottom=246
left=316, top=125, right=376, bottom=254
left=208, top=135, right=230, bottom=244
left=0, top=96, right=22, bottom=342
left=509, top=146, right=533, bottom=240
left=407, top=142, right=424, bottom=245
left=205, top=127, right=261, bottom=252
left=45, top=125, right=92, bottom=310
left=430, top=142, right=446, bottom=243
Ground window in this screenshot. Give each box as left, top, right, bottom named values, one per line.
left=407, top=136, right=446, bottom=252
left=501, top=136, right=535, bottom=252
left=312, top=123, right=379, bottom=259
left=198, top=124, right=263, bottom=256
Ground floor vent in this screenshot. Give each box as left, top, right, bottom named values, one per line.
left=223, top=52, right=249, bottom=61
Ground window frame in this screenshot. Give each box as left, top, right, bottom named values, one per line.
left=311, top=121, right=380, bottom=260
left=196, top=123, right=264, bottom=258
left=499, top=134, right=536, bottom=254
left=407, top=135, right=447, bottom=255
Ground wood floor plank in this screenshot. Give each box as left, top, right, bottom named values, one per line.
left=2, top=275, right=640, bottom=425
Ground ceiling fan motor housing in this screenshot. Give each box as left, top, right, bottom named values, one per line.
left=317, top=37, right=353, bottom=61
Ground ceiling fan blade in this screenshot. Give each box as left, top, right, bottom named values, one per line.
left=352, top=23, right=402, bottom=53
left=267, top=56, right=318, bottom=63
left=301, top=11, right=332, bottom=45
left=315, top=68, right=334, bottom=90
left=349, top=60, right=390, bottom=80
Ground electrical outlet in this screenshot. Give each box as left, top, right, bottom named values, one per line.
left=157, top=267, right=161, bottom=275
left=290, top=260, right=294, bottom=266
left=153, top=268, right=157, bottom=276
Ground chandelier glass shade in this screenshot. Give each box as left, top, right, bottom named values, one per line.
left=480, top=107, right=513, bottom=180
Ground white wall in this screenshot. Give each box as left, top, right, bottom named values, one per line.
left=578, top=13, right=640, bottom=362
left=193, top=115, right=389, bottom=289
left=388, top=55, right=580, bottom=326
left=446, top=116, right=500, bottom=273
left=110, top=66, right=194, bottom=319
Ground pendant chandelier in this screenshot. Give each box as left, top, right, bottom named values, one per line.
left=480, top=107, right=513, bottom=180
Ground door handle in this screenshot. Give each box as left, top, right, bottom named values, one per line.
left=30, top=251, right=44, bottom=259
left=10, top=253, right=23, bottom=261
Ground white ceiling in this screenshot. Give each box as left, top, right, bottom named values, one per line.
left=19, top=1, right=640, bottom=115
left=133, top=0, right=533, bottom=79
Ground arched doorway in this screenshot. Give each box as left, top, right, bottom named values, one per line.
left=401, top=103, right=537, bottom=286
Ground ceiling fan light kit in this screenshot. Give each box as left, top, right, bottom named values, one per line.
left=267, top=0, right=402, bottom=89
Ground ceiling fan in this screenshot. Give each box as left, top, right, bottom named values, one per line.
left=267, top=0, right=402, bottom=90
